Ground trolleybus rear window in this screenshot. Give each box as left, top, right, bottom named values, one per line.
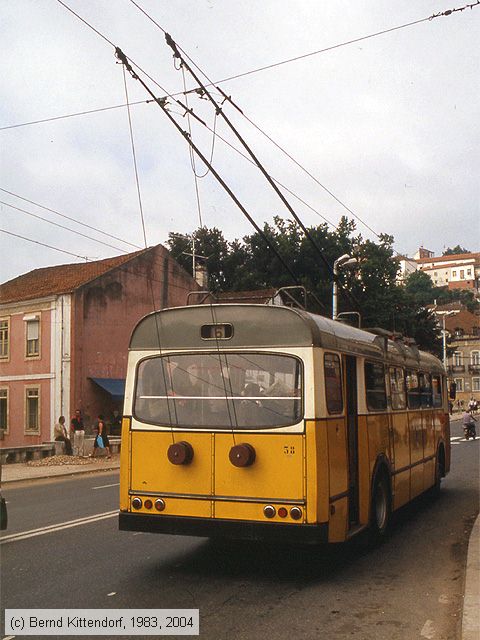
left=134, top=352, right=302, bottom=429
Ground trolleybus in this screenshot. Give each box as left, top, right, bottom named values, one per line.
left=119, top=303, right=450, bottom=543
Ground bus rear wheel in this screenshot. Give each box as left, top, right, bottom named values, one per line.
left=369, top=473, right=391, bottom=544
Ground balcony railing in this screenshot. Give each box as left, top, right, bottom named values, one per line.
left=447, top=365, right=465, bottom=374
left=468, top=364, right=480, bottom=374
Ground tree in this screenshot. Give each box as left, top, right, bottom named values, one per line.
left=403, top=270, right=436, bottom=306
left=443, top=245, right=470, bottom=256
left=166, top=217, right=443, bottom=353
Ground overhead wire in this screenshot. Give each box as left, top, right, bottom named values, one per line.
left=1, top=200, right=129, bottom=253
left=0, top=187, right=142, bottom=249
left=181, top=65, right=204, bottom=226
left=120, top=44, right=178, bottom=434
left=6, top=1, right=474, bottom=248
left=0, top=229, right=93, bottom=261
left=164, top=34, right=361, bottom=311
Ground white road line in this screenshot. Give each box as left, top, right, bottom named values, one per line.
left=92, top=482, right=120, bottom=490
left=0, top=510, right=117, bottom=545
left=3, top=635, right=16, bottom=640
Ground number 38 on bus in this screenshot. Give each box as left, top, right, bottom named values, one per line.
left=119, top=304, right=450, bottom=544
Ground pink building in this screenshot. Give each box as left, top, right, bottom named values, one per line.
left=0, top=246, right=197, bottom=446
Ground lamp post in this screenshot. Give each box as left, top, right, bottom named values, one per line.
left=437, top=310, right=458, bottom=369
left=332, top=254, right=358, bottom=320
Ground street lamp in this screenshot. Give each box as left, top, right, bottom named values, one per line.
left=435, top=310, right=458, bottom=369
left=332, top=254, right=359, bottom=320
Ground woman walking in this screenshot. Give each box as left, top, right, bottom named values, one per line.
left=91, top=419, right=112, bottom=458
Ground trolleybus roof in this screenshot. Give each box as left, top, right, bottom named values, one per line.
left=129, top=304, right=443, bottom=372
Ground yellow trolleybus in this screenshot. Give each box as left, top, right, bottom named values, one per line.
left=119, top=304, right=450, bottom=543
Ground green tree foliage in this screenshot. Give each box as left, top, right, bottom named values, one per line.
left=442, top=245, right=470, bottom=256
left=166, top=218, right=444, bottom=354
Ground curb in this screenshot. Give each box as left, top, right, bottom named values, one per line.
left=2, top=463, right=120, bottom=485
left=462, top=514, right=480, bottom=640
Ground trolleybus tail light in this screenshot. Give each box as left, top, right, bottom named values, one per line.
left=144, top=499, right=153, bottom=510
left=131, top=497, right=142, bottom=510
left=154, top=499, right=166, bottom=512
left=290, top=507, right=302, bottom=520
left=263, top=505, right=276, bottom=518
left=277, top=507, right=288, bottom=518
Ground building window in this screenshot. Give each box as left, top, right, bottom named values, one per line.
left=472, top=378, right=480, bottom=392
left=26, top=318, right=40, bottom=357
left=452, top=270, right=457, bottom=277
left=467, top=269, right=472, bottom=277
left=324, top=353, right=343, bottom=414
left=0, top=388, right=8, bottom=433
left=25, top=387, right=40, bottom=432
left=460, top=270, right=465, bottom=279
left=0, top=318, right=9, bottom=359
left=472, top=351, right=480, bottom=365
left=454, top=352, right=462, bottom=366
left=454, top=378, right=464, bottom=392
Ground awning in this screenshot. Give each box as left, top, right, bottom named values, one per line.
left=90, top=377, right=126, bottom=399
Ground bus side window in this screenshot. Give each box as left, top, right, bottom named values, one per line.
left=389, top=366, right=406, bottom=410
left=365, top=361, right=387, bottom=411
left=406, top=370, right=421, bottom=409
left=324, top=353, right=343, bottom=414
left=432, top=375, right=443, bottom=408
left=419, top=373, right=432, bottom=408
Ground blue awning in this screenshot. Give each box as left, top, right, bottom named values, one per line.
left=90, top=377, right=125, bottom=399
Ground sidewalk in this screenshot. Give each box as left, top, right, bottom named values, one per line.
left=1, top=453, right=120, bottom=483
left=462, top=514, right=480, bottom=640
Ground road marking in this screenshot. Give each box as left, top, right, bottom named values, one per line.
left=0, top=510, right=117, bottom=545
left=3, top=635, right=16, bottom=639
left=92, top=482, right=120, bottom=490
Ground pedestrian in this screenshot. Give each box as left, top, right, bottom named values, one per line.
left=91, top=419, right=111, bottom=458
left=71, top=409, right=85, bottom=457
left=54, top=416, right=73, bottom=455
left=468, top=397, right=476, bottom=413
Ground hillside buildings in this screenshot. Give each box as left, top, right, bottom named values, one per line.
left=398, top=247, right=480, bottom=294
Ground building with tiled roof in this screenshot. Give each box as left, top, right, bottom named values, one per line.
left=0, top=246, right=198, bottom=447
left=397, top=248, right=480, bottom=294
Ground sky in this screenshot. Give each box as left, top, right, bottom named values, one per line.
left=1, top=0, right=479, bottom=284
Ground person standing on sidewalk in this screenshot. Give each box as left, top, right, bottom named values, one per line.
left=71, top=409, right=85, bottom=457
left=90, top=419, right=111, bottom=458
left=54, top=416, right=73, bottom=455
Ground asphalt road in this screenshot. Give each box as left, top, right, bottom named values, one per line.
left=1, top=417, right=478, bottom=640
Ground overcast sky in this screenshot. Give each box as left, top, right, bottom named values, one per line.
left=1, top=0, right=479, bottom=284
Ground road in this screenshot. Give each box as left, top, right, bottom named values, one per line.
left=1, top=417, right=478, bottom=640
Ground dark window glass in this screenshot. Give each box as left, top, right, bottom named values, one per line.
left=406, top=370, right=421, bottom=409
left=134, top=352, right=302, bottom=429
left=324, top=353, right=343, bottom=414
left=365, top=362, right=387, bottom=411
left=432, top=375, right=443, bottom=408
left=389, top=367, right=406, bottom=410
left=419, top=373, right=432, bottom=408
